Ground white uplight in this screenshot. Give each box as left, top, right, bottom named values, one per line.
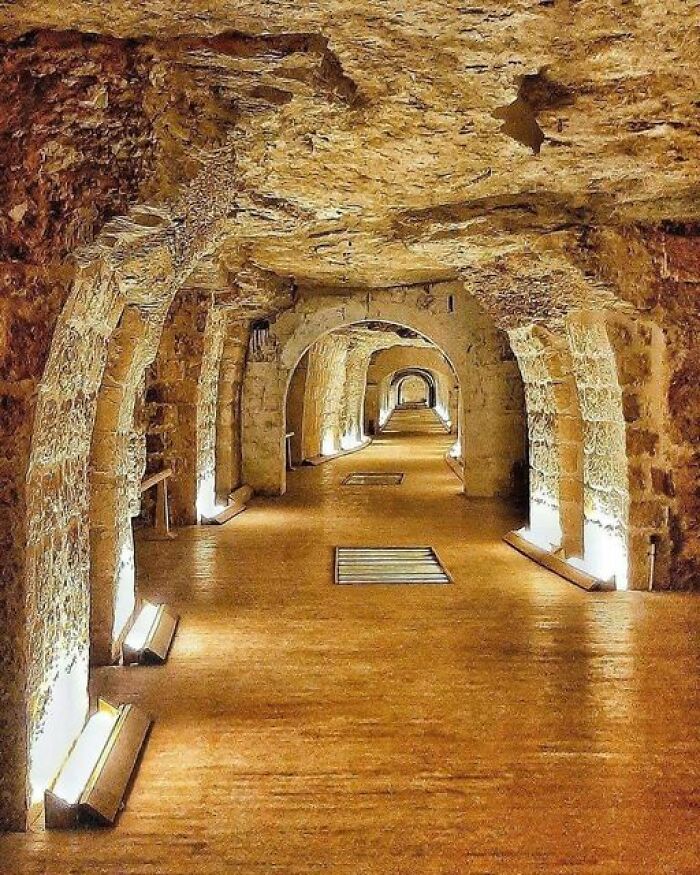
left=124, top=601, right=160, bottom=652
left=321, top=431, right=337, bottom=456
left=515, top=525, right=558, bottom=553
left=434, top=400, right=451, bottom=426
left=196, top=472, right=225, bottom=520
left=113, top=539, right=136, bottom=642
left=528, top=502, right=562, bottom=553
left=51, top=707, right=118, bottom=805
left=567, top=516, right=627, bottom=590
left=30, top=651, right=89, bottom=804
left=340, top=429, right=364, bottom=452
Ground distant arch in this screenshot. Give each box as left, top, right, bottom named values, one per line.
left=241, top=287, right=526, bottom=498
left=391, top=367, right=437, bottom=407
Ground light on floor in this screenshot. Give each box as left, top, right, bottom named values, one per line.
left=123, top=601, right=179, bottom=665
left=321, top=431, right=338, bottom=456
left=45, top=699, right=151, bottom=829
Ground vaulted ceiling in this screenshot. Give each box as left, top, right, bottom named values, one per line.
left=3, top=2, right=699, bottom=303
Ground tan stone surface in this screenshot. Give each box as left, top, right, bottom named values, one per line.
left=2, top=430, right=699, bottom=869
left=1, top=0, right=698, bottom=832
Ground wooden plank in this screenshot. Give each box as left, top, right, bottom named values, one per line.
left=140, top=468, right=173, bottom=494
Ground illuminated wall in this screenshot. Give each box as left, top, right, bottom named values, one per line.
left=567, top=317, right=630, bottom=587
left=509, top=324, right=584, bottom=557
left=398, top=375, right=429, bottom=405
left=196, top=308, right=229, bottom=519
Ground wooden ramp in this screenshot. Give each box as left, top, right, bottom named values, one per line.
left=381, top=407, right=449, bottom=434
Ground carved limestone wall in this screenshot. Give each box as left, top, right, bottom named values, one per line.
left=508, top=325, right=584, bottom=557
left=195, top=308, right=230, bottom=518
left=215, top=321, right=250, bottom=502
left=576, top=227, right=698, bottom=589
left=605, top=314, right=671, bottom=590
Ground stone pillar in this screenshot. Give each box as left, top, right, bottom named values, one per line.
left=340, top=341, right=372, bottom=447
left=462, top=322, right=527, bottom=497
left=242, top=359, right=287, bottom=495
left=301, top=333, right=351, bottom=458
left=364, top=382, right=379, bottom=434
left=547, top=333, right=585, bottom=559
left=144, top=290, right=209, bottom=525
left=567, top=313, right=630, bottom=587
left=215, top=320, right=250, bottom=501
left=509, top=324, right=584, bottom=556
left=90, top=305, right=159, bottom=666
left=284, top=352, right=308, bottom=466
left=194, top=307, right=229, bottom=518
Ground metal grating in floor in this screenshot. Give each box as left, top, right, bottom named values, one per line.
left=335, top=547, right=451, bottom=585
left=343, top=472, right=404, bottom=486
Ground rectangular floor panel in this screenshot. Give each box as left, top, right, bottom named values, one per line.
left=342, top=473, right=405, bottom=486
left=335, top=546, right=451, bottom=584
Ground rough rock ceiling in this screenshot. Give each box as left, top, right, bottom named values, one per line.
left=3, top=2, right=699, bottom=300
left=331, top=323, right=434, bottom=359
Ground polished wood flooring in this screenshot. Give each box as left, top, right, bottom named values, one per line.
left=381, top=406, right=450, bottom=433
left=2, top=426, right=699, bottom=873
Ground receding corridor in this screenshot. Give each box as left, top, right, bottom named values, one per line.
left=2, top=429, right=697, bottom=874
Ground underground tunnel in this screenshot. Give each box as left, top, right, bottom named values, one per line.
left=0, top=3, right=698, bottom=872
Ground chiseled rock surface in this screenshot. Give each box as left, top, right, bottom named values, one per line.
left=1, top=2, right=698, bottom=286
left=0, top=0, right=698, bottom=830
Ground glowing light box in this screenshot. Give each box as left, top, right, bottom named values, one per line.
left=45, top=699, right=151, bottom=829
left=122, top=601, right=179, bottom=665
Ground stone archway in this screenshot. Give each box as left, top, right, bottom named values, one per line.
left=392, top=368, right=436, bottom=408
left=241, top=283, right=526, bottom=497
left=10, top=145, right=238, bottom=823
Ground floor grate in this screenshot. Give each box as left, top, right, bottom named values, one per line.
left=335, top=547, right=451, bottom=585
left=343, top=472, right=404, bottom=486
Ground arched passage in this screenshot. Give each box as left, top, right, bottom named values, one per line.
left=284, top=321, right=446, bottom=463
left=393, top=369, right=435, bottom=408
left=9, top=149, right=237, bottom=821
left=242, top=284, right=526, bottom=498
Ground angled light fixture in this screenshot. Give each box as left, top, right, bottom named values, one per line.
left=503, top=529, right=616, bottom=592
left=201, top=484, right=253, bottom=525
left=45, top=699, right=151, bottom=829
left=122, top=601, right=179, bottom=665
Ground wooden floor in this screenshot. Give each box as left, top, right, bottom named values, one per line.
left=2, top=425, right=699, bottom=873
left=381, top=406, right=450, bottom=433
